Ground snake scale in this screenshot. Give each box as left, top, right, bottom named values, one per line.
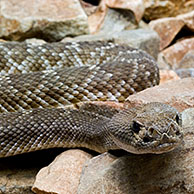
left=0, top=41, right=183, bottom=157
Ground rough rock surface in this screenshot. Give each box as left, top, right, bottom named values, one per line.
left=0, top=149, right=65, bottom=194
left=149, top=11, right=194, bottom=50
left=149, top=18, right=184, bottom=50
left=144, top=0, right=194, bottom=21
left=159, top=37, right=194, bottom=69
left=0, top=0, right=88, bottom=41
left=105, top=0, right=145, bottom=22
left=88, top=0, right=144, bottom=34
left=77, top=122, right=194, bottom=193
left=178, top=50, right=194, bottom=69
left=176, top=68, right=194, bottom=78
left=32, top=150, right=92, bottom=194
left=125, top=78, right=194, bottom=112
left=70, top=29, right=160, bottom=59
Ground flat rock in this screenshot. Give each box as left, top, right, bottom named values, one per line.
left=0, top=0, right=88, bottom=41
left=125, top=78, right=194, bottom=112
left=144, top=0, right=194, bottom=21
left=70, top=28, right=160, bottom=59
left=32, top=150, right=92, bottom=194
left=78, top=121, right=194, bottom=193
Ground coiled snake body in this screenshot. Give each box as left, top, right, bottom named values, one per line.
left=0, top=41, right=183, bottom=157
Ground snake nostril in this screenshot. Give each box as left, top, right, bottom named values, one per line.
left=175, top=130, right=180, bottom=136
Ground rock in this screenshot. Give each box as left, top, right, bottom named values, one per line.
left=159, top=37, right=194, bottom=69
left=78, top=123, right=194, bottom=193
left=149, top=18, right=184, bottom=50
left=182, top=108, right=194, bottom=128
left=80, top=0, right=98, bottom=16
left=177, top=10, right=194, bottom=31
left=159, top=70, right=180, bottom=84
left=176, top=68, right=194, bottom=78
left=0, top=149, right=64, bottom=194
left=125, top=78, right=194, bottom=112
left=0, top=0, right=88, bottom=41
left=0, top=165, right=36, bottom=194
left=144, top=0, right=194, bottom=21
left=32, top=150, right=92, bottom=194
left=149, top=11, right=194, bottom=50
left=96, top=7, right=138, bottom=35
left=105, top=0, right=145, bottom=22
left=71, top=28, right=160, bottom=59
left=178, top=50, right=194, bottom=69
left=88, top=0, right=144, bottom=34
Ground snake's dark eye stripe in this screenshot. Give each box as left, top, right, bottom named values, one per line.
left=132, top=121, right=142, bottom=133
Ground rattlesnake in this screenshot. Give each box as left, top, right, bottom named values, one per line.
left=0, top=41, right=183, bottom=157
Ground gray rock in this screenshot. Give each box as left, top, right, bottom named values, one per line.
left=0, top=0, right=88, bottom=41
left=178, top=50, right=194, bottom=69
left=71, top=28, right=160, bottom=59
left=182, top=108, right=194, bottom=128
left=97, top=8, right=138, bottom=35
left=176, top=68, right=194, bottom=78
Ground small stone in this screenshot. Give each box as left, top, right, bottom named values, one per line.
left=32, top=150, right=92, bottom=194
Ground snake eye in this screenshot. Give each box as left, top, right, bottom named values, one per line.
left=132, top=121, right=142, bottom=133
left=175, top=114, right=180, bottom=124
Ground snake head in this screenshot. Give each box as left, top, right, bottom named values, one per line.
left=108, top=102, right=183, bottom=154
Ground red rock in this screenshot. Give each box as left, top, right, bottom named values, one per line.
left=125, top=78, right=194, bottom=112
left=149, top=11, right=194, bottom=50
left=149, top=18, right=184, bottom=50
left=160, top=37, right=194, bottom=68
left=32, top=150, right=92, bottom=194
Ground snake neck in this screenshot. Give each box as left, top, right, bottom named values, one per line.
left=0, top=103, right=119, bottom=157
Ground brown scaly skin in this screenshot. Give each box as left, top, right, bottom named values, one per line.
left=0, top=41, right=182, bottom=157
